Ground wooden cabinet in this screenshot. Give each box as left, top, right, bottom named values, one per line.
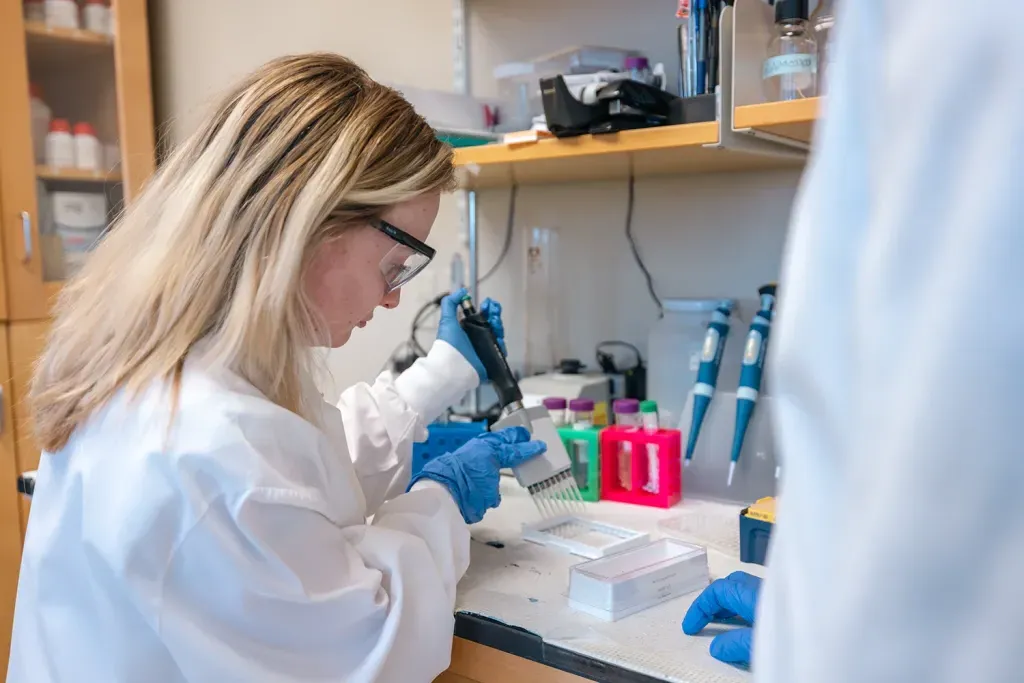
left=7, top=322, right=48, bottom=538
left=0, top=325, right=25, bottom=680
left=0, top=0, right=155, bottom=321
left=0, top=0, right=156, bottom=673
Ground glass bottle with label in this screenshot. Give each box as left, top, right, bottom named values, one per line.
left=811, top=0, right=836, bottom=94
left=763, top=0, right=817, bottom=102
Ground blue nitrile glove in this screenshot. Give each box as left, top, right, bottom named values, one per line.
left=682, top=571, right=762, bottom=666
left=409, top=427, right=546, bottom=524
left=437, top=287, right=505, bottom=381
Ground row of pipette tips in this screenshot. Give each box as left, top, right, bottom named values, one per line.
left=527, top=469, right=586, bottom=518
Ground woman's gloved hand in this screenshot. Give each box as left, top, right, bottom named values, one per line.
left=436, top=288, right=505, bottom=381
left=682, top=571, right=762, bottom=666
left=409, top=427, right=545, bottom=524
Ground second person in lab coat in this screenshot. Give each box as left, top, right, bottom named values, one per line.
left=8, top=54, right=544, bottom=683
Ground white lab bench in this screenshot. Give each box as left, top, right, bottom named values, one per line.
left=439, top=479, right=764, bottom=683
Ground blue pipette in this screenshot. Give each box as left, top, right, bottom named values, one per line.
left=684, top=300, right=734, bottom=467
left=728, top=284, right=777, bottom=487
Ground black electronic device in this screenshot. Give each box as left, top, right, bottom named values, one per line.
left=540, top=75, right=716, bottom=138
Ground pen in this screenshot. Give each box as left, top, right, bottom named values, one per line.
left=694, top=0, right=708, bottom=95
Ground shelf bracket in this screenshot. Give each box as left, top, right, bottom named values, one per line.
left=705, top=4, right=808, bottom=158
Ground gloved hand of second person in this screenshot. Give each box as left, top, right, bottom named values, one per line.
left=409, top=427, right=545, bottom=524
left=436, top=287, right=505, bottom=381
left=682, top=571, right=762, bottom=666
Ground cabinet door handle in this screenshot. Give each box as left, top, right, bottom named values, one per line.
left=20, top=211, right=32, bottom=263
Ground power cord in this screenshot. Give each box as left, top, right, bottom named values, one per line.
left=624, top=176, right=664, bottom=318
left=383, top=292, right=448, bottom=374
left=478, top=184, right=517, bottom=284
left=596, top=340, right=647, bottom=400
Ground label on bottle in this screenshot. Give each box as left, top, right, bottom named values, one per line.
left=762, top=54, right=818, bottom=80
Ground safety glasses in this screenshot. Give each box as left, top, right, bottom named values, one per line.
left=375, top=220, right=436, bottom=293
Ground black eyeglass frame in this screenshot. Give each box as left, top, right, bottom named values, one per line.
left=375, top=220, right=436, bottom=261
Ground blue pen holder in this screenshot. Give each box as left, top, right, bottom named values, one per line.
left=412, top=421, right=487, bottom=476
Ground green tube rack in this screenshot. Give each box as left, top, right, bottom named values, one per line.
left=558, top=426, right=602, bottom=502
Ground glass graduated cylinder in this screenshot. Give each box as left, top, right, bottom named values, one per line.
left=523, top=227, right=561, bottom=376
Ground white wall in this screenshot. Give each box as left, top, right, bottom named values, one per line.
left=148, top=0, right=803, bottom=400
left=148, top=0, right=461, bottom=400
left=465, top=0, right=803, bottom=374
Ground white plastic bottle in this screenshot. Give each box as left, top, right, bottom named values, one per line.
left=29, top=83, right=52, bottom=165
left=44, top=0, right=79, bottom=29
left=45, top=119, right=75, bottom=169
left=24, top=0, right=46, bottom=22
left=82, top=0, right=109, bottom=34
left=73, top=122, right=101, bottom=171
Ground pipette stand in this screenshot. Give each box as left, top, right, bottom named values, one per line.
left=599, top=426, right=682, bottom=509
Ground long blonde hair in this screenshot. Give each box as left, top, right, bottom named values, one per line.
left=31, top=53, right=455, bottom=452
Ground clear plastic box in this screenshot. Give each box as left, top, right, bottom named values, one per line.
left=568, top=539, right=709, bottom=621
left=494, top=46, right=643, bottom=131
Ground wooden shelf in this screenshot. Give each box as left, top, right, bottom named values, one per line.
left=733, top=98, right=821, bottom=145
left=455, top=122, right=803, bottom=188
left=37, top=165, right=121, bottom=183
left=24, top=21, right=112, bottom=48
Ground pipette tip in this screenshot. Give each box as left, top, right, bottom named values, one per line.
left=727, top=461, right=736, bottom=487
left=683, top=458, right=691, bottom=468
left=775, top=465, right=781, bottom=480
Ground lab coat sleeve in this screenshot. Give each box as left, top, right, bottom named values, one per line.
left=337, top=340, right=479, bottom=515
left=158, top=482, right=470, bottom=683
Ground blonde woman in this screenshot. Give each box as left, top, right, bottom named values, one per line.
left=9, top=54, right=544, bottom=683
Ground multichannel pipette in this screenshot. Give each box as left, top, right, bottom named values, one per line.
left=728, top=284, right=777, bottom=487
left=458, top=296, right=584, bottom=517
left=684, top=300, right=734, bottom=466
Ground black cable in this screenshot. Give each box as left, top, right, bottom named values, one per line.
left=595, top=341, right=643, bottom=371
left=409, top=293, right=446, bottom=356
left=624, top=176, right=663, bottom=318
left=478, top=184, right=517, bottom=284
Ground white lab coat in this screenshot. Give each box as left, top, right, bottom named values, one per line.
left=756, top=1, right=1024, bottom=681
left=7, top=340, right=480, bottom=683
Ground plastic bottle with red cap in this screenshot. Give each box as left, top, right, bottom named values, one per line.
left=45, top=119, right=75, bottom=168
left=44, top=0, right=79, bottom=29
left=29, top=83, right=52, bottom=164
left=73, top=122, right=101, bottom=171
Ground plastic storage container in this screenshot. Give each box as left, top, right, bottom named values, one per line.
left=522, top=516, right=649, bottom=559
left=739, top=497, right=775, bottom=565
left=569, top=539, right=709, bottom=621
left=52, top=191, right=107, bottom=275
left=29, top=83, right=51, bottom=165
left=677, top=389, right=778, bottom=504
left=411, top=421, right=487, bottom=477
left=494, top=46, right=643, bottom=131
left=647, top=298, right=739, bottom=429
